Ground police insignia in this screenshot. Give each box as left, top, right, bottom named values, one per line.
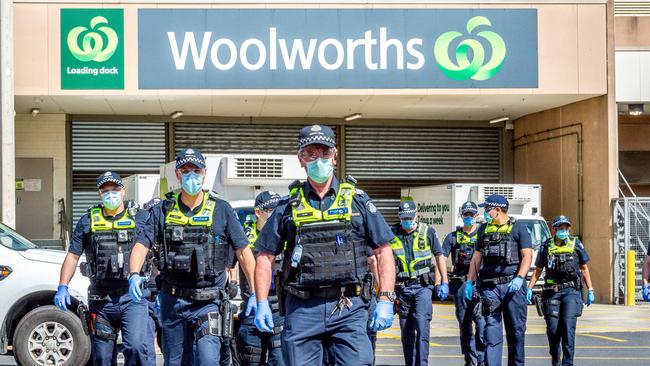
left=366, top=201, right=377, bottom=214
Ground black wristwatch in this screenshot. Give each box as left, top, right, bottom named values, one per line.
left=378, top=291, right=397, bottom=302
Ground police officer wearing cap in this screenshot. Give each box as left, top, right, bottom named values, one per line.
left=128, top=148, right=258, bottom=366
left=527, top=215, right=594, bottom=366
left=390, top=199, right=447, bottom=366
left=55, top=172, right=155, bottom=366
left=464, top=194, right=533, bottom=366
left=236, top=191, right=285, bottom=366
left=442, top=201, right=485, bottom=366
left=253, top=125, right=397, bottom=366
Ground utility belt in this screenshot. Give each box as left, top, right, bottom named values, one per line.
left=77, top=303, right=118, bottom=341
left=478, top=275, right=514, bottom=287
left=450, top=274, right=468, bottom=285
left=162, top=282, right=228, bottom=302
left=87, top=287, right=128, bottom=301
left=542, top=280, right=579, bottom=293
left=286, top=284, right=362, bottom=300
left=194, top=300, right=238, bottom=339
left=397, top=270, right=436, bottom=288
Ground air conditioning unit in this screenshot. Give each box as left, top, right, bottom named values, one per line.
left=222, top=154, right=306, bottom=186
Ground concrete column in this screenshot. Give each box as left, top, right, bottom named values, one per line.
left=0, top=0, right=15, bottom=228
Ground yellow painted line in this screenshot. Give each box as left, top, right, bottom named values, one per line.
left=578, top=333, right=628, bottom=343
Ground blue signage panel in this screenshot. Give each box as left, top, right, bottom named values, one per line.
left=138, top=9, right=537, bottom=89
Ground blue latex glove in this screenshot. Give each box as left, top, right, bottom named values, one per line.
left=254, top=300, right=274, bottom=333
left=643, top=284, right=650, bottom=302
left=245, top=292, right=257, bottom=317
left=128, top=274, right=144, bottom=303
left=54, top=285, right=71, bottom=311
left=437, top=282, right=449, bottom=301
left=464, top=280, right=474, bottom=301
left=507, top=276, right=525, bottom=294
left=369, top=300, right=394, bottom=332
left=526, top=288, right=533, bottom=304
left=586, top=289, right=595, bottom=306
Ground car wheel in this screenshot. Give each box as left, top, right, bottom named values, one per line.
left=13, top=305, right=91, bottom=366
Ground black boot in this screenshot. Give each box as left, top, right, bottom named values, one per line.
left=552, top=356, right=561, bottom=366
left=464, top=354, right=477, bottom=366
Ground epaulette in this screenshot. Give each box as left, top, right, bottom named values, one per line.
left=508, top=216, right=518, bottom=224
left=345, top=175, right=357, bottom=185
left=143, top=197, right=162, bottom=210
left=288, top=179, right=301, bottom=191
left=208, top=190, right=219, bottom=200
left=354, top=188, right=366, bottom=196
left=126, top=200, right=139, bottom=217
left=288, top=180, right=302, bottom=207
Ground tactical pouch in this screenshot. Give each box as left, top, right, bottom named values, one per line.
left=172, top=255, right=191, bottom=272
left=481, top=297, right=501, bottom=316
left=361, top=272, right=375, bottom=302
left=544, top=299, right=561, bottom=318
left=205, top=311, right=223, bottom=337
left=421, top=271, right=436, bottom=286
left=194, top=246, right=206, bottom=277
left=116, top=230, right=129, bottom=243
left=110, top=255, right=119, bottom=274
left=77, top=304, right=90, bottom=336
left=397, top=298, right=412, bottom=318
left=172, top=226, right=184, bottom=241
left=79, top=262, right=93, bottom=277
left=471, top=293, right=483, bottom=319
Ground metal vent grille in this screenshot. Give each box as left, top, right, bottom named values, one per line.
left=483, top=186, right=514, bottom=199
left=235, top=157, right=283, bottom=178
left=615, top=1, right=650, bottom=15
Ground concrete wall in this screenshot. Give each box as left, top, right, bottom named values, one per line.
left=615, top=16, right=650, bottom=49
left=514, top=95, right=617, bottom=302
left=15, top=113, right=67, bottom=240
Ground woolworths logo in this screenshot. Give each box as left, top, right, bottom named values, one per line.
left=434, top=16, right=506, bottom=81
left=61, top=9, right=124, bottom=90
left=67, top=16, right=119, bottom=62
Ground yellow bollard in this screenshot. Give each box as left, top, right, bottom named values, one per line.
left=626, top=250, right=636, bottom=306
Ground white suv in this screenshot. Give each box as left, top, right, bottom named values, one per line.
left=0, top=223, right=91, bottom=365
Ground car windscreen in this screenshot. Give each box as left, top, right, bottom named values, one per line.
left=0, top=223, right=37, bottom=251
left=235, top=207, right=256, bottom=226
left=518, top=219, right=551, bottom=251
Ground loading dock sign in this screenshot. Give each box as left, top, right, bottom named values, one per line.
left=61, top=9, right=124, bottom=89
left=138, top=9, right=537, bottom=89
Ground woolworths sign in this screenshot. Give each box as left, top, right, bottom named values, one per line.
left=61, top=9, right=124, bottom=90
left=138, top=9, right=537, bottom=89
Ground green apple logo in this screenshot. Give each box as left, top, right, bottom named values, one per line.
left=434, top=16, right=506, bottom=81
left=66, top=16, right=118, bottom=62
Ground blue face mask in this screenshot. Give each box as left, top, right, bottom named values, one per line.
left=483, top=210, right=493, bottom=224
left=181, top=171, right=204, bottom=196
left=463, top=216, right=476, bottom=227
left=101, top=191, right=122, bottom=210
left=306, top=158, right=334, bottom=184
left=556, top=229, right=570, bottom=241
left=400, top=219, right=416, bottom=231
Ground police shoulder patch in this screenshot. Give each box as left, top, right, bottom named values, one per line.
left=577, top=240, right=585, bottom=249
left=366, top=200, right=378, bottom=214
left=354, top=188, right=366, bottom=196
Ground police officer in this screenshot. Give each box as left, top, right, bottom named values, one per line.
left=54, top=172, right=155, bottom=366
left=642, top=247, right=650, bottom=302
left=252, top=124, right=397, bottom=366
left=237, top=191, right=285, bottom=366
left=442, top=201, right=485, bottom=366
left=391, top=199, right=448, bottom=366
left=128, top=148, right=258, bottom=366
left=527, top=215, right=594, bottom=366
left=464, top=194, right=533, bottom=366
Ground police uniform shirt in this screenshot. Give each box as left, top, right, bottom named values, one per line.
left=137, top=192, right=249, bottom=289
left=535, top=238, right=589, bottom=284
left=69, top=204, right=150, bottom=290
left=442, top=227, right=478, bottom=276
left=391, top=224, right=443, bottom=265
left=255, top=177, right=395, bottom=260
left=476, top=220, right=533, bottom=277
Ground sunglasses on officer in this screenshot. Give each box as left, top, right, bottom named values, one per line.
left=299, top=146, right=336, bottom=161
left=98, top=185, right=122, bottom=195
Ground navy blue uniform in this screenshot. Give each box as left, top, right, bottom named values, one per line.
left=476, top=220, right=532, bottom=366
left=443, top=228, right=485, bottom=366
left=70, top=207, right=156, bottom=366
left=137, top=193, right=249, bottom=366
left=392, top=224, right=441, bottom=366
left=536, top=238, right=589, bottom=366
left=256, top=177, right=394, bottom=366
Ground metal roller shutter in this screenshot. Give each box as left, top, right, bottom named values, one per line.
left=345, top=125, right=501, bottom=223
left=71, top=121, right=167, bottom=224
left=173, top=123, right=306, bottom=155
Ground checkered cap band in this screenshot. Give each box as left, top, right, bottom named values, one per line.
left=176, top=155, right=205, bottom=168
left=398, top=208, right=417, bottom=217
left=484, top=201, right=508, bottom=208
left=255, top=196, right=281, bottom=210
left=298, top=135, right=336, bottom=148
left=97, top=177, right=122, bottom=188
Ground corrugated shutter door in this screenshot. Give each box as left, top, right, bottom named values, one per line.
left=173, top=123, right=304, bottom=155
left=345, top=126, right=500, bottom=180
left=345, top=125, right=501, bottom=225
left=71, top=121, right=167, bottom=224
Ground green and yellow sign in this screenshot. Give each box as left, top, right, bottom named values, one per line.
left=60, top=9, right=124, bottom=89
